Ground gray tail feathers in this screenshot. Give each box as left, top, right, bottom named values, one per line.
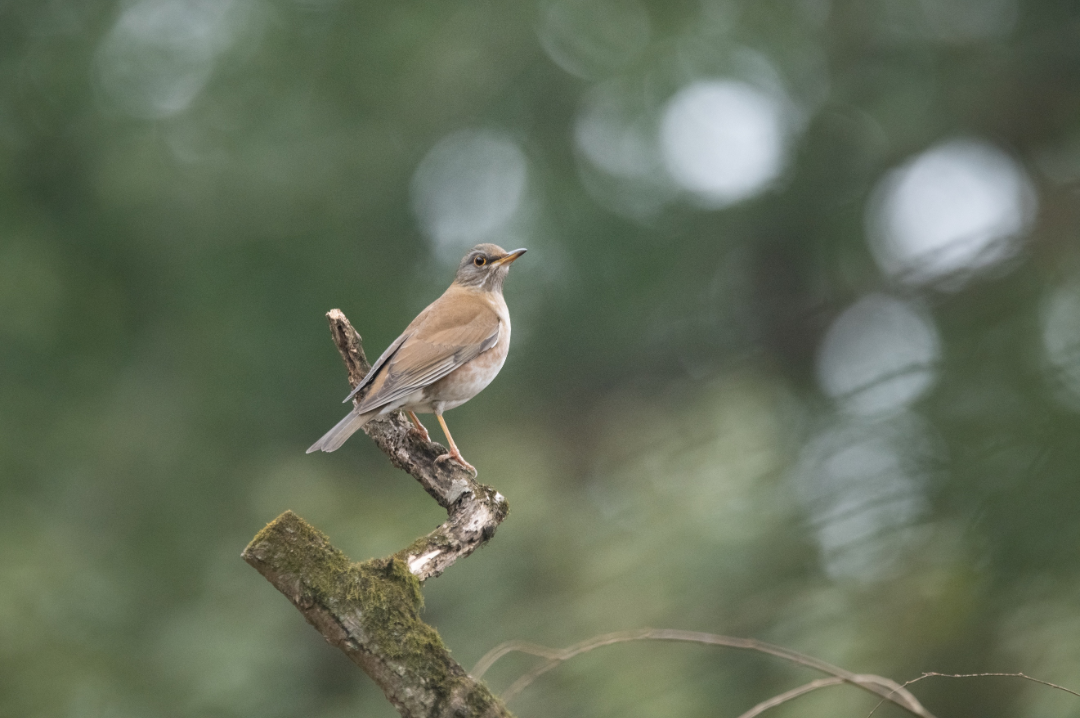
left=306, top=408, right=374, bottom=453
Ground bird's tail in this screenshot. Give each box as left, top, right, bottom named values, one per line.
left=306, top=407, right=374, bottom=453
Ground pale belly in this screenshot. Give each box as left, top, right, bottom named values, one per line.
left=401, top=327, right=510, bottom=414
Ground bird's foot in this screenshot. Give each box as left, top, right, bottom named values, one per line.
left=407, top=412, right=432, bottom=443
left=435, top=450, right=477, bottom=477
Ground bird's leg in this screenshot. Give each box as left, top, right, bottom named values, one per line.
left=407, top=411, right=431, bottom=443
left=433, top=413, right=477, bottom=476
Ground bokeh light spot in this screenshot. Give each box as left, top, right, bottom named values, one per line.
left=795, top=415, right=935, bottom=581
left=411, top=129, right=528, bottom=263
left=867, top=138, right=1037, bottom=286
left=94, top=0, right=247, bottom=119
left=1041, top=278, right=1080, bottom=411
left=572, top=79, right=678, bottom=219
left=816, top=294, right=940, bottom=416
left=539, top=0, right=651, bottom=80
left=575, top=81, right=658, bottom=180
left=659, top=80, right=789, bottom=208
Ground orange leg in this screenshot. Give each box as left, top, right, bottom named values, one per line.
left=433, top=412, right=477, bottom=476
left=407, top=411, right=431, bottom=443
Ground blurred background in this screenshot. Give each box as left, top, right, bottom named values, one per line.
left=3, top=0, right=1080, bottom=716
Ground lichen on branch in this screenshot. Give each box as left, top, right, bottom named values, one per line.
left=243, top=511, right=510, bottom=718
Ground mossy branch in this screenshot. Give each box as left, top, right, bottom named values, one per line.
left=243, top=512, right=509, bottom=717
left=243, top=309, right=513, bottom=718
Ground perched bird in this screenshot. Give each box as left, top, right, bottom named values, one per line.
left=306, top=244, right=526, bottom=474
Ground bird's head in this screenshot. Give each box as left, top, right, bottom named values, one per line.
left=453, top=244, right=527, bottom=291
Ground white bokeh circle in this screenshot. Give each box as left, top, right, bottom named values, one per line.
left=659, top=80, right=789, bottom=208
left=410, top=129, right=528, bottom=262
left=867, top=138, right=1036, bottom=286
left=816, top=294, right=940, bottom=416
left=95, top=0, right=245, bottom=119
left=539, top=0, right=651, bottom=80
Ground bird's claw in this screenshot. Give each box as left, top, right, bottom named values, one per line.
left=406, top=412, right=432, bottom=443
left=436, top=452, right=477, bottom=477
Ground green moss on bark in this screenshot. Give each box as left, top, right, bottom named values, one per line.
left=246, top=511, right=512, bottom=716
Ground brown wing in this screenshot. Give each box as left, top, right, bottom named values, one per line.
left=342, top=331, right=410, bottom=404
left=355, top=290, right=500, bottom=414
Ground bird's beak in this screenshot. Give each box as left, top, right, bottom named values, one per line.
left=493, top=248, right=527, bottom=266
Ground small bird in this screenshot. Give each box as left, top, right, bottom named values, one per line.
left=306, top=244, right=526, bottom=474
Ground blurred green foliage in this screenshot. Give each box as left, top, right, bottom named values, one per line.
left=3, top=0, right=1080, bottom=716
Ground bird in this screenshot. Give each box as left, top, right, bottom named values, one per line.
left=306, top=243, right=526, bottom=475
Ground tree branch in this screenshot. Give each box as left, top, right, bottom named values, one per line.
left=325, top=308, right=510, bottom=581
left=243, top=309, right=513, bottom=718
left=472, top=629, right=934, bottom=717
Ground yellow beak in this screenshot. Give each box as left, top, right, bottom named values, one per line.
left=492, top=248, right=527, bottom=266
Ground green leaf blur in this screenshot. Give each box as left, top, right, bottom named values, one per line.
left=3, top=0, right=1080, bottom=716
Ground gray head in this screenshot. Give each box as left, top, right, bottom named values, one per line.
left=453, top=243, right=527, bottom=292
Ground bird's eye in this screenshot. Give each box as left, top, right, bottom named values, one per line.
left=474, top=255, right=487, bottom=267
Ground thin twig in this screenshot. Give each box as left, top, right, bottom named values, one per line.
left=735, top=677, right=844, bottom=718
left=910, top=672, right=1080, bottom=697
left=866, top=671, right=1080, bottom=718
left=471, top=628, right=934, bottom=717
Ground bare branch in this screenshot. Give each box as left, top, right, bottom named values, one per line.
left=472, top=629, right=933, bottom=717
left=324, top=309, right=509, bottom=581
left=866, top=671, right=1080, bottom=718
left=907, top=672, right=1080, bottom=697
left=736, top=677, right=845, bottom=718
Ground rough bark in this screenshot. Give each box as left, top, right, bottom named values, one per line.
left=243, top=309, right=513, bottom=718
left=324, top=309, right=510, bottom=581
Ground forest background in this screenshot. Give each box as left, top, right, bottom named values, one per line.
left=4, top=0, right=1080, bottom=716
